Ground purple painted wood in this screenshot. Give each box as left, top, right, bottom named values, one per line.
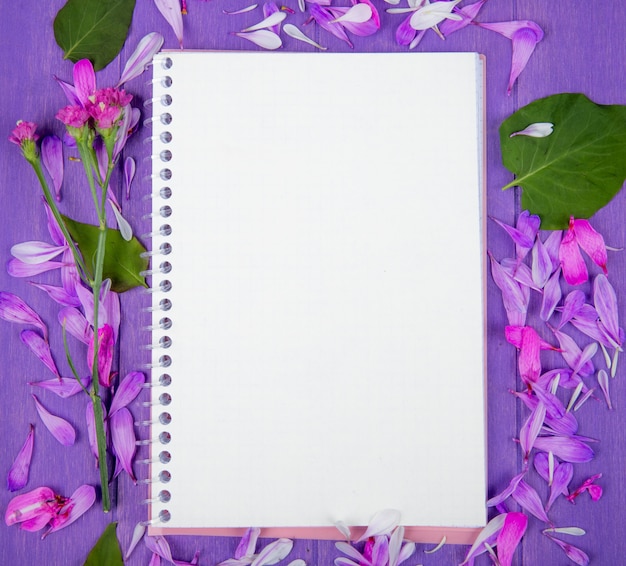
left=1, top=2, right=625, bottom=565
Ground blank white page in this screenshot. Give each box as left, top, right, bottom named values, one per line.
left=149, top=51, right=486, bottom=540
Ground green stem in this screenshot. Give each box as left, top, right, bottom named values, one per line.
left=91, top=392, right=111, bottom=512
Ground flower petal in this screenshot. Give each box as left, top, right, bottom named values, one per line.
left=11, top=241, right=66, bottom=264
left=460, top=513, right=506, bottom=565
left=110, top=407, right=137, bottom=483
left=28, top=376, right=90, bottom=398
left=110, top=371, right=146, bottom=416
left=573, top=219, right=607, bottom=275
left=30, top=282, right=80, bottom=308
left=32, top=395, right=75, bottom=446
left=235, top=527, right=261, bottom=559
left=409, top=0, right=462, bottom=31
left=125, top=522, right=147, bottom=560
left=519, top=400, right=546, bottom=458
left=58, top=307, right=92, bottom=345
left=593, top=274, right=621, bottom=347
left=21, top=329, right=60, bottom=377
left=223, top=4, right=258, bottom=14
left=124, top=157, right=136, bottom=200
left=440, top=0, right=487, bottom=36
left=118, top=32, right=165, bottom=87
left=41, top=136, right=64, bottom=201
left=495, top=512, right=527, bottom=566
left=597, top=369, right=612, bottom=410
left=545, top=534, right=589, bottom=566
left=154, top=0, right=184, bottom=47
left=7, top=258, right=64, bottom=278
left=242, top=10, right=287, bottom=32
left=540, top=268, right=562, bottom=322
left=0, top=291, right=48, bottom=338
left=559, top=220, right=588, bottom=285
left=45, top=484, right=96, bottom=536
left=251, top=538, right=293, bottom=566
left=532, top=436, right=594, bottom=463
left=73, top=59, right=96, bottom=106
left=510, top=122, right=554, bottom=138
left=108, top=199, right=133, bottom=241
left=4, top=486, right=57, bottom=528
left=511, top=480, right=550, bottom=523
left=531, top=236, right=553, bottom=288
left=330, top=3, right=372, bottom=24
left=309, top=3, right=353, bottom=47
left=87, top=324, right=115, bottom=388
left=283, top=23, right=328, bottom=49
left=7, top=424, right=35, bottom=491
left=357, top=509, right=401, bottom=542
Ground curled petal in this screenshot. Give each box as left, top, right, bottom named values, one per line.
left=491, top=216, right=534, bottom=250
left=489, top=254, right=528, bottom=326
left=495, top=512, right=527, bottom=566
left=32, top=395, right=75, bottom=446
left=0, top=291, right=48, bottom=338
left=357, top=509, right=401, bottom=541
left=545, top=534, right=589, bottom=566
left=154, top=0, right=184, bottom=47
left=486, top=470, right=526, bottom=508
left=110, top=407, right=137, bottom=483
left=21, top=329, right=60, bottom=377
left=234, top=30, right=283, bottom=49
left=4, top=486, right=57, bottom=528
left=28, top=376, right=90, bottom=398
left=118, top=32, right=165, bottom=86
left=45, top=484, right=96, bottom=536
left=7, top=424, right=35, bottom=491
left=54, top=76, right=81, bottom=106
left=41, top=136, right=64, bottom=201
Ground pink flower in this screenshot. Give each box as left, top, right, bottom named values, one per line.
left=558, top=217, right=608, bottom=285
left=55, top=105, right=90, bottom=129
left=9, top=120, right=39, bottom=146
left=566, top=473, right=603, bottom=503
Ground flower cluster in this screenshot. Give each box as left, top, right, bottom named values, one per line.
left=470, top=210, right=619, bottom=565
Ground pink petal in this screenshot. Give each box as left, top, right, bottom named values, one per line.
left=461, top=513, right=506, bottom=565
left=41, top=135, right=64, bottom=201
left=29, top=376, right=90, bottom=398
left=309, top=3, right=353, bottom=47
left=21, top=329, right=60, bottom=377
left=559, top=221, right=588, bottom=285
left=511, top=479, right=550, bottom=523
left=87, top=324, right=115, bottom=388
left=495, top=512, right=527, bottom=566
left=532, top=436, right=594, bottom=463
left=395, top=14, right=417, bottom=46
left=572, top=219, right=607, bottom=275
left=32, top=395, right=76, bottom=446
left=154, top=0, right=184, bottom=47
left=110, top=371, right=146, bottom=416
left=7, top=424, right=35, bottom=491
left=73, top=59, right=96, bottom=106
left=30, top=282, right=81, bottom=308
left=0, top=291, right=48, bottom=339
left=545, top=534, right=589, bottom=566
left=7, top=258, right=64, bottom=277
left=117, top=32, right=165, bottom=86
left=44, top=484, right=96, bottom=536
left=58, top=307, right=92, bottom=345
left=440, top=0, right=487, bottom=36
left=251, top=538, right=293, bottom=566
left=4, top=486, right=57, bottom=528
left=110, top=407, right=137, bottom=483
left=124, top=157, right=136, bottom=200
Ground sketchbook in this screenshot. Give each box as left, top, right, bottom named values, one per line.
left=146, top=51, right=486, bottom=544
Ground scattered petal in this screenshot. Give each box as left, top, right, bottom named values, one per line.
left=495, top=512, right=527, bottom=566
left=4, top=486, right=57, bottom=529
left=460, top=513, right=506, bottom=565
left=510, top=122, right=554, bottom=138
left=118, top=32, right=165, bottom=86
left=223, top=3, right=258, bottom=14
left=251, top=538, right=293, bottom=566
left=154, top=0, right=184, bottom=47
left=424, top=535, right=446, bottom=554
left=0, top=291, right=48, bottom=339
left=597, top=369, right=612, bottom=409
left=28, top=376, right=91, bottom=398
left=283, top=24, right=328, bottom=49
left=110, top=407, right=137, bottom=483
left=7, top=258, right=65, bottom=278
left=20, top=329, right=60, bottom=377
left=32, top=395, right=76, bottom=446
left=234, top=30, right=283, bottom=49
left=108, top=199, right=133, bottom=241
left=242, top=10, right=287, bottom=32
left=124, top=156, right=136, bottom=200
left=44, top=484, right=96, bottom=536
left=409, top=0, right=462, bottom=31
left=11, top=241, right=66, bottom=265
left=533, top=435, right=594, bottom=463
left=125, top=522, right=147, bottom=560
left=7, top=425, right=34, bottom=491
left=357, top=509, right=401, bottom=541
left=41, top=136, right=64, bottom=201
left=512, top=480, right=550, bottom=523
left=545, top=534, right=589, bottom=566
left=330, top=3, right=372, bottom=23
left=543, top=527, right=586, bottom=537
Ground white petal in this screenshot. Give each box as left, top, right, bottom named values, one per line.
left=357, top=509, right=401, bottom=542
left=330, top=3, right=372, bottom=23
left=383, top=0, right=401, bottom=4
left=424, top=535, right=446, bottom=554
left=223, top=3, right=258, bottom=14
left=283, top=24, right=327, bottom=50
left=510, top=122, right=554, bottom=138
left=543, top=526, right=586, bottom=536
left=109, top=199, right=133, bottom=241
left=125, top=522, right=146, bottom=559
left=242, top=11, right=287, bottom=32
left=410, top=0, right=462, bottom=30
left=235, top=30, right=283, bottom=50
left=386, top=7, right=419, bottom=14
left=298, top=0, right=305, bottom=11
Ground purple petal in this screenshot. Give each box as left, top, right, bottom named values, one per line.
left=44, top=484, right=96, bottom=536
left=395, top=14, right=417, bottom=46
left=118, top=32, right=165, bottom=86
left=0, top=291, right=48, bottom=338
left=251, top=538, right=293, bottom=566
left=234, top=30, right=283, bottom=50
left=154, top=0, right=184, bottom=47
left=54, top=76, right=81, bottom=106
left=357, top=509, right=401, bottom=542
left=32, top=395, right=75, bottom=446
left=125, top=522, right=147, bottom=560
left=486, top=470, right=526, bottom=508
left=43, top=201, right=66, bottom=246
left=124, top=157, right=136, bottom=200
left=551, top=328, right=594, bottom=377
left=531, top=236, right=552, bottom=288
left=145, top=536, right=201, bottom=565
left=573, top=219, right=607, bottom=275
left=41, top=135, right=64, bottom=201
left=461, top=513, right=506, bottom=565
left=61, top=248, right=81, bottom=299
left=559, top=223, right=589, bottom=285
left=488, top=253, right=528, bottom=326
left=335, top=541, right=367, bottom=564
left=20, top=329, right=60, bottom=377
left=110, top=407, right=137, bottom=483
left=440, top=0, right=487, bottom=36
left=73, top=59, right=96, bottom=106
left=4, top=486, right=57, bottom=528
left=533, top=436, right=594, bottom=463
left=330, top=0, right=380, bottom=37
left=29, top=376, right=91, bottom=398
left=110, top=371, right=146, bottom=416
left=545, top=534, right=589, bottom=566
left=30, top=282, right=81, bottom=307
left=263, top=2, right=283, bottom=35
left=235, top=527, right=261, bottom=559
left=540, top=268, right=562, bottom=322
left=371, top=535, right=389, bottom=566
left=593, top=274, right=621, bottom=347
left=519, top=400, right=546, bottom=458
left=511, top=479, right=550, bottom=523
left=58, top=307, right=92, bottom=345
left=491, top=216, right=534, bottom=251
left=547, top=462, right=573, bottom=511
left=543, top=230, right=562, bottom=271
left=310, top=3, right=354, bottom=47
left=7, top=258, right=64, bottom=277
left=597, top=369, right=612, bottom=410
left=557, top=290, right=587, bottom=329
left=7, top=424, right=34, bottom=491
left=495, top=512, right=527, bottom=566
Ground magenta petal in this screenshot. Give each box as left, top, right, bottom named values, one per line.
left=559, top=221, right=589, bottom=285
left=61, top=248, right=81, bottom=299
left=395, top=13, right=417, bottom=46
left=32, top=395, right=76, bottom=446
left=29, top=376, right=91, bottom=398
left=7, top=258, right=64, bottom=277
left=533, top=436, right=594, bottom=463
left=572, top=219, right=608, bottom=275
left=41, top=135, right=64, bottom=201
left=58, top=307, right=92, bottom=345
left=545, top=534, right=589, bottom=566
left=73, top=59, right=96, bottom=106
left=117, top=32, right=165, bottom=86
left=43, top=201, right=66, bottom=246
left=511, top=479, right=550, bottom=523
left=7, top=424, right=35, bottom=491
left=45, top=484, right=96, bottom=536
left=440, top=0, right=487, bottom=36
left=310, top=3, right=354, bottom=47
left=4, top=486, right=57, bottom=528
left=0, top=291, right=48, bottom=339
left=21, top=329, right=60, bottom=377
left=110, top=407, right=137, bottom=483
left=495, top=512, right=527, bottom=566
left=87, top=324, right=115, bottom=387
left=154, top=0, right=184, bottom=47
left=557, top=290, right=587, bottom=329
left=110, top=371, right=146, bottom=416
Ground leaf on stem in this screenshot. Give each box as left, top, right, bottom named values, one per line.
left=84, top=522, right=124, bottom=566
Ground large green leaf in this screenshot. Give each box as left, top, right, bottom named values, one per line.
left=63, top=215, right=148, bottom=293
left=54, top=0, right=136, bottom=71
left=84, top=523, right=124, bottom=566
left=500, top=93, right=626, bottom=229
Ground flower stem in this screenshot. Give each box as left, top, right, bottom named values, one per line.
left=91, top=392, right=110, bottom=512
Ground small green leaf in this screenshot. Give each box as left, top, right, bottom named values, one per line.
left=62, top=215, right=148, bottom=293
left=54, top=0, right=136, bottom=71
left=84, top=522, right=124, bottom=566
left=500, top=93, right=626, bottom=229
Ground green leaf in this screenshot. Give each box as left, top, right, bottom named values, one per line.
left=62, top=215, right=148, bottom=293
left=500, top=93, right=626, bottom=229
left=84, top=523, right=124, bottom=566
left=54, top=0, right=136, bottom=71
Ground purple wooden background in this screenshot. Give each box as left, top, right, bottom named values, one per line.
left=1, top=1, right=625, bottom=564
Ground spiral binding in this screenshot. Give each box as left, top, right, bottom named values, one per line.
left=139, top=54, right=176, bottom=527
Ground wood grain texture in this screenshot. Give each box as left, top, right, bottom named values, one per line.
left=1, top=1, right=624, bottom=565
